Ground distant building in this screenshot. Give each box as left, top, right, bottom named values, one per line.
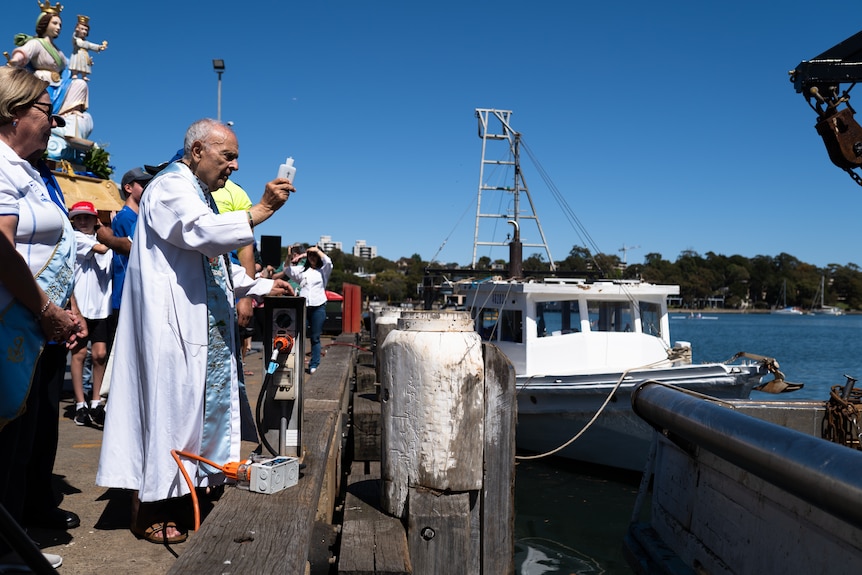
left=318, top=235, right=342, bottom=252
left=353, top=240, right=377, bottom=260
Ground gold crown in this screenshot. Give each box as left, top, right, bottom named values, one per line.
left=37, top=1, right=63, bottom=16
left=77, top=14, right=89, bottom=25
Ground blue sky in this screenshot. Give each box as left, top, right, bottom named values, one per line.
left=5, top=1, right=862, bottom=268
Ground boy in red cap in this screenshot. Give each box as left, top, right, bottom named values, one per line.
left=68, top=201, right=112, bottom=427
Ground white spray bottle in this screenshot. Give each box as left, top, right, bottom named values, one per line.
left=277, top=157, right=296, bottom=182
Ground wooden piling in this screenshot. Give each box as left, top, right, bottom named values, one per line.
left=376, top=310, right=516, bottom=574
left=170, top=317, right=515, bottom=574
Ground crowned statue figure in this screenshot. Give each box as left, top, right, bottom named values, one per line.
left=5, top=1, right=106, bottom=163
left=69, top=14, right=107, bottom=81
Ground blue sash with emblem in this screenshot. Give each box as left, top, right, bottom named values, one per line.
left=160, top=163, right=255, bottom=482
left=0, top=217, right=75, bottom=428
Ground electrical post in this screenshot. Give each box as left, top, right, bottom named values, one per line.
left=260, top=295, right=305, bottom=459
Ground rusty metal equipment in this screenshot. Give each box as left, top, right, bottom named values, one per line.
left=726, top=351, right=804, bottom=393
left=823, top=374, right=862, bottom=450
left=790, top=30, right=862, bottom=185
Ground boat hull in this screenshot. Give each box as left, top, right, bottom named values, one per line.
left=515, top=363, right=763, bottom=471
left=624, top=386, right=862, bottom=573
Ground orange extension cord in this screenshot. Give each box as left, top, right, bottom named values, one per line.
left=170, top=450, right=249, bottom=531
left=171, top=333, right=309, bottom=530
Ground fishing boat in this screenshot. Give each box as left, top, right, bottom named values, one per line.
left=811, top=275, right=844, bottom=315
left=457, top=276, right=783, bottom=470
left=423, top=109, right=797, bottom=471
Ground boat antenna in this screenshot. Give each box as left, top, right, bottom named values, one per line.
left=507, top=219, right=522, bottom=278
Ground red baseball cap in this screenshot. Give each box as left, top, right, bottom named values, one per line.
left=68, top=201, right=98, bottom=218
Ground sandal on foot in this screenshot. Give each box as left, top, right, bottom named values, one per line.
left=132, top=521, right=188, bottom=544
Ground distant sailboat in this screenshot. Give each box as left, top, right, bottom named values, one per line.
left=810, top=276, right=844, bottom=315
left=772, top=279, right=804, bottom=315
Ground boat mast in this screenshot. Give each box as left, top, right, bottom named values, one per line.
left=472, top=109, right=555, bottom=272
left=821, top=275, right=826, bottom=308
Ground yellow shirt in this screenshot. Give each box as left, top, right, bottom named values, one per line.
left=211, top=179, right=252, bottom=214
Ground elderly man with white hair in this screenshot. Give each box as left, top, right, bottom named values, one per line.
left=97, top=119, right=296, bottom=544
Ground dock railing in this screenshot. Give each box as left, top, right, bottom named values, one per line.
left=631, top=381, right=862, bottom=529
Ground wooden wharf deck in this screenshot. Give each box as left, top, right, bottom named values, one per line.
left=169, top=334, right=358, bottom=574
left=172, top=318, right=514, bottom=574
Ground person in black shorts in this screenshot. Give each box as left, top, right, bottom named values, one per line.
left=69, top=201, right=113, bottom=427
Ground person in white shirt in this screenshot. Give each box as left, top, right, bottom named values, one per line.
left=0, top=64, right=79, bottom=572
left=68, top=201, right=112, bottom=427
left=285, top=246, right=332, bottom=373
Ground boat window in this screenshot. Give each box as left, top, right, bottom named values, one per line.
left=587, top=301, right=633, bottom=332
left=474, top=308, right=523, bottom=343
left=639, top=302, right=662, bottom=337
left=536, top=301, right=580, bottom=337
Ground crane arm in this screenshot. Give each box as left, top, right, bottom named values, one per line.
left=790, top=30, right=862, bottom=182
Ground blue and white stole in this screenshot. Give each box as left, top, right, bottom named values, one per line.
left=0, top=208, right=75, bottom=428
left=161, top=163, right=235, bottom=474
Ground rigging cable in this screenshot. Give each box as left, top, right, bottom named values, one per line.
left=430, top=194, right=476, bottom=264
left=520, top=138, right=605, bottom=274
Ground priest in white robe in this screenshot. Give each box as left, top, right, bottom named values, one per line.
left=96, top=119, right=295, bottom=543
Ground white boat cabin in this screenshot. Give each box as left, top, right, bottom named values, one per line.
left=459, top=278, right=680, bottom=378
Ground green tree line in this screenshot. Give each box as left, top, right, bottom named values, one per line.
left=290, top=245, right=862, bottom=311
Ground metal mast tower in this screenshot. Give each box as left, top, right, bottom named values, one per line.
left=472, top=108, right=555, bottom=271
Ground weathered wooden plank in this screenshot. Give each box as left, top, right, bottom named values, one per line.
left=357, top=350, right=374, bottom=367
left=309, top=521, right=339, bottom=574
left=407, top=487, right=474, bottom=575
left=481, top=343, right=516, bottom=574
left=356, top=364, right=377, bottom=395
left=168, top=410, right=336, bottom=573
left=342, top=501, right=411, bottom=575
left=352, top=393, right=381, bottom=461
left=316, top=411, right=342, bottom=524
left=309, top=340, right=355, bottom=524
left=168, top=338, right=356, bottom=574
left=338, top=461, right=411, bottom=575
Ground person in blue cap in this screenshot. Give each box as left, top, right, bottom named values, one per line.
left=96, top=166, right=153, bottom=346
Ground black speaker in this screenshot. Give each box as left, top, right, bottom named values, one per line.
left=260, top=235, right=282, bottom=268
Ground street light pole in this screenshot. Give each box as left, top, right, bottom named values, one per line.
left=212, top=59, right=225, bottom=122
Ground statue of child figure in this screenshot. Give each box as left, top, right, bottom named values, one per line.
left=69, top=14, right=106, bottom=81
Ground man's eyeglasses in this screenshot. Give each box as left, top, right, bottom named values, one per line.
left=30, top=100, right=53, bottom=119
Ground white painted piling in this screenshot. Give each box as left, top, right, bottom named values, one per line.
left=379, top=310, right=484, bottom=519
left=372, top=306, right=403, bottom=382
left=369, top=305, right=401, bottom=345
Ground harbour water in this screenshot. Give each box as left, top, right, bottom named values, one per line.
left=514, top=312, right=862, bottom=574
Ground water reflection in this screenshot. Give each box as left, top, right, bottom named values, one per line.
left=516, top=537, right=605, bottom=574
left=515, top=458, right=639, bottom=575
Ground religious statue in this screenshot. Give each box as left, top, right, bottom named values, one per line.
left=6, top=1, right=98, bottom=163
left=69, top=15, right=107, bottom=81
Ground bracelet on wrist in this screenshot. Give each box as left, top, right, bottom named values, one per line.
left=37, top=300, right=51, bottom=320
left=247, top=210, right=255, bottom=229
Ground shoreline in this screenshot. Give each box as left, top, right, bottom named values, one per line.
left=669, top=308, right=857, bottom=315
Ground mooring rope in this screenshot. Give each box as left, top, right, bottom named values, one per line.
left=514, top=357, right=677, bottom=461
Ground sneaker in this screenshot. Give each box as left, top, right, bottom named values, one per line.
left=90, top=404, right=105, bottom=427
left=309, top=367, right=317, bottom=374
left=43, top=552, right=62, bottom=569
left=0, top=550, right=62, bottom=570
left=74, top=405, right=90, bottom=426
